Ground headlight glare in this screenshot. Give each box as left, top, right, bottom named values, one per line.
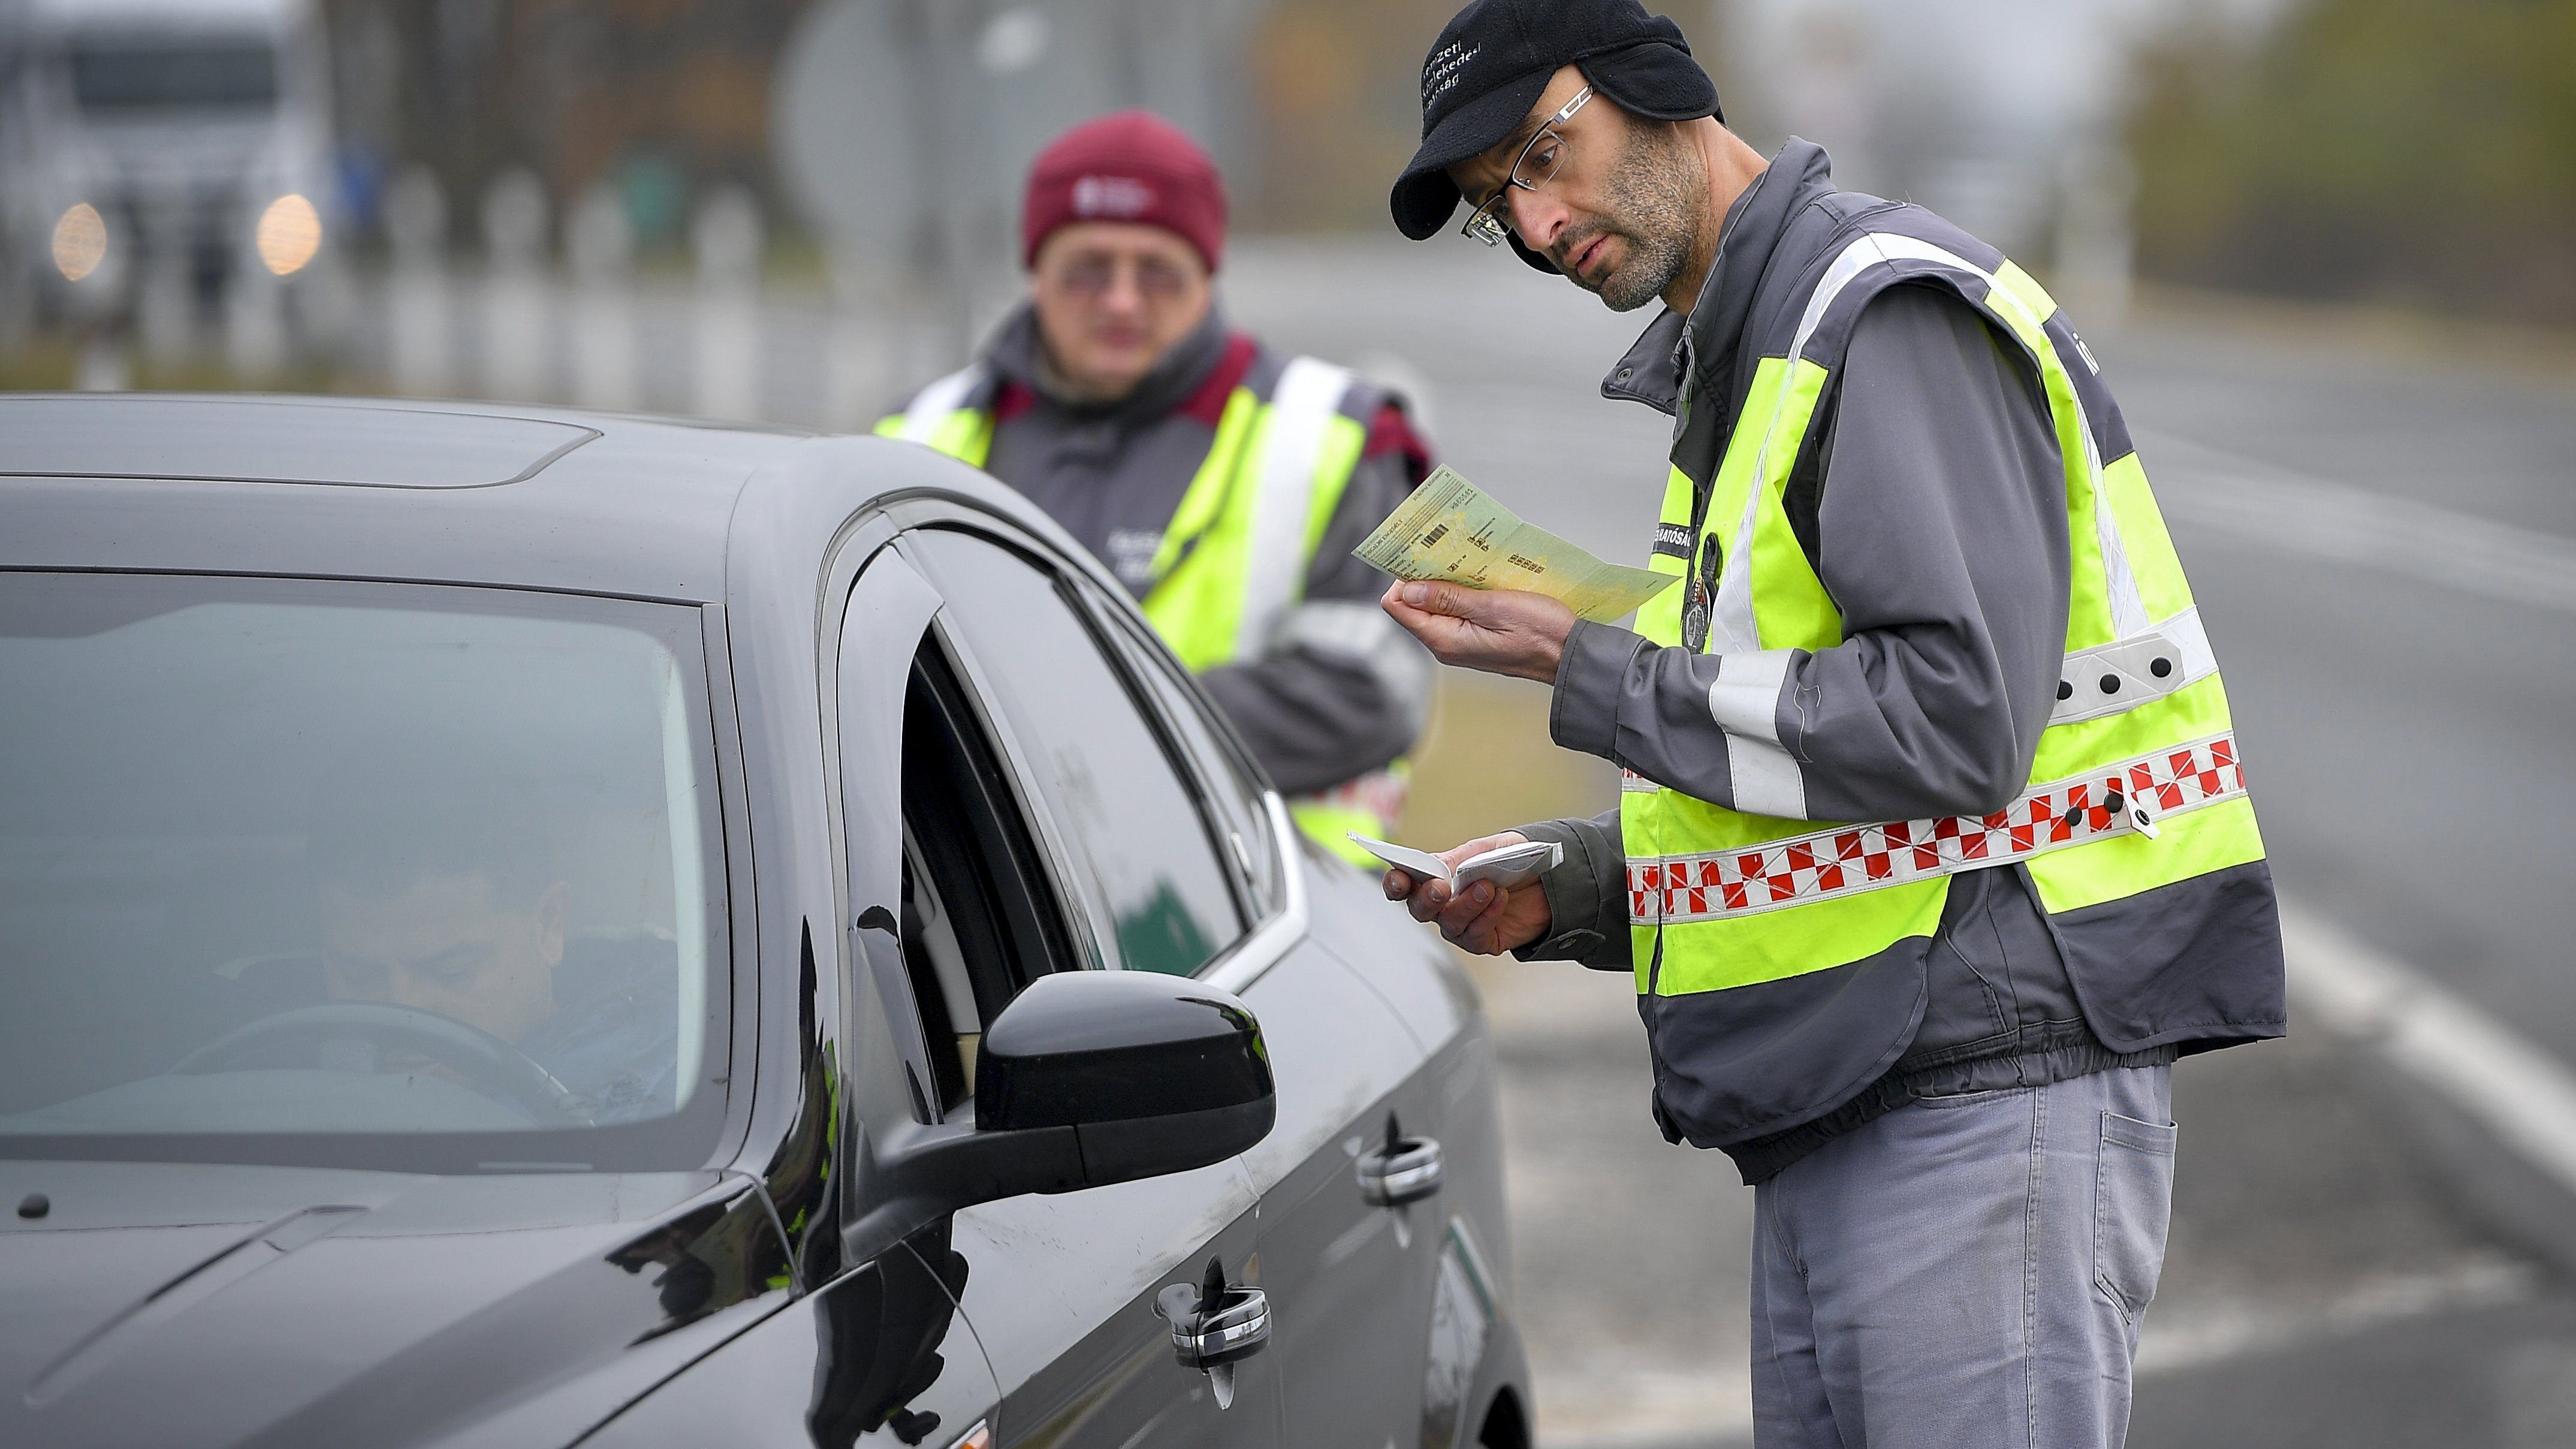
left=52, top=204, right=107, bottom=282
left=257, top=194, right=322, bottom=276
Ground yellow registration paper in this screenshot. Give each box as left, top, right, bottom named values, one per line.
left=1354, top=465, right=1677, bottom=623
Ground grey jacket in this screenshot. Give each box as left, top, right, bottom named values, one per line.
left=957, top=305, right=1434, bottom=797
left=1514, top=141, right=2283, bottom=1180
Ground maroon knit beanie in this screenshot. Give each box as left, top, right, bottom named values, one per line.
left=1021, top=110, right=1229, bottom=273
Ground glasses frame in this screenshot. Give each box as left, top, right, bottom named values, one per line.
left=1460, top=86, right=1596, bottom=248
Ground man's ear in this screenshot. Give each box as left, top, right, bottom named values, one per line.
left=533, top=880, right=571, bottom=967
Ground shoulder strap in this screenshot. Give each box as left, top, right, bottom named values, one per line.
left=1713, top=224, right=2149, bottom=652
left=896, top=365, right=988, bottom=444
left=1231, top=356, right=1355, bottom=662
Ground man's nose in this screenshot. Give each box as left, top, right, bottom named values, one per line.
left=1099, top=266, right=1146, bottom=315
left=1507, top=189, right=1569, bottom=255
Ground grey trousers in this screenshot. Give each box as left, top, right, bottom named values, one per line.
left=1750, top=1065, right=2177, bottom=1449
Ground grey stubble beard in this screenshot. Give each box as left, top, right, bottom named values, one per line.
left=1586, top=122, right=1706, bottom=313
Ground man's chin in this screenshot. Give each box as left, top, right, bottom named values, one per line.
left=1594, top=264, right=1662, bottom=314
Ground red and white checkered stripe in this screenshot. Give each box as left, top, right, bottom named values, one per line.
left=1625, top=733, right=2245, bottom=924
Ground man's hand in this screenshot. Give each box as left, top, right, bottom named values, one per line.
left=1383, top=831, right=1554, bottom=956
left=1381, top=580, right=1577, bottom=684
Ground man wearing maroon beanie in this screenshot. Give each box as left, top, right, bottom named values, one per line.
left=882, top=110, right=1435, bottom=861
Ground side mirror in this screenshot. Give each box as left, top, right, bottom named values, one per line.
left=850, top=972, right=1274, bottom=1258
left=975, top=969, right=1275, bottom=1185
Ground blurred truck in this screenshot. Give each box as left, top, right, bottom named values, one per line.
left=0, top=0, right=337, bottom=341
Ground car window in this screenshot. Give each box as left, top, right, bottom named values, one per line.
left=889, top=637, right=1076, bottom=1115
left=1084, top=590, right=1284, bottom=919
left=0, top=573, right=728, bottom=1170
left=905, top=528, right=1246, bottom=977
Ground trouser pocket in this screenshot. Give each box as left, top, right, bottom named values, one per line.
left=2094, top=1109, right=2178, bottom=1327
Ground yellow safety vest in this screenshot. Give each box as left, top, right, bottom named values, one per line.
left=879, top=356, right=1405, bottom=864
left=1622, top=230, right=2267, bottom=1000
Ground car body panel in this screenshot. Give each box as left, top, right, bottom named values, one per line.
left=0, top=1162, right=790, bottom=1449
left=577, top=1230, right=999, bottom=1449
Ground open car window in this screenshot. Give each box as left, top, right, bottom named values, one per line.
left=0, top=573, right=729, bottom=1172
left=888, top=637, right=1073, bottom=1117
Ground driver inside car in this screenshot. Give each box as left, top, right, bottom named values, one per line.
left=308, top=771, right=681, bottom=1126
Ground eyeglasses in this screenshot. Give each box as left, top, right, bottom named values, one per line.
left=1460, top=86, right=1595, bottom=248
left=1050, top=251, right=1193, bottom=300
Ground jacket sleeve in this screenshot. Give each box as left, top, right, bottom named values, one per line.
left=1507, top=809, right=1632, bottom=969
left=1198, top=398, right=1436, bottom=797
left=1548, top=284, right=2073, bottom=824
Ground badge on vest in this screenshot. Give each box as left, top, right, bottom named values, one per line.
left=1106, top=527, right=1164, bottom=591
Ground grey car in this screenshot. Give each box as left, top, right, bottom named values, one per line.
left=0, top=393, right=1530, bottom=1449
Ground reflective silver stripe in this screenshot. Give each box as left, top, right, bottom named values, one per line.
left=1274, top=599, right=1434, bottom=734
left=898, top=366, right=984, bottom=444
left=2052, top=605, right=2218, bottom=725
left=1706, top=647, right=1793, bottom=739
left=1706, top=647, right=1806, bottom=818
left=1712, top=230, right=2152, bottom=653
left=1235, top=357, right=1352, bottom=662
left=1627, top=731, right=2245, bottom=924
left=1728, top=736, right=1808, bottom=821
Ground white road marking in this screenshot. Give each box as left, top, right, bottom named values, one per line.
left=2143, top=429, right=2576, bottom=613
left=2281, top=897, right=2576, bottom=1198
left=2134, top=1257, right=2539, bottom=1376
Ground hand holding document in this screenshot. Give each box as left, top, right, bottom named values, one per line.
left=1354, top=465, right=1676, bottom=623
left=1347, top=833, right=1564, bottom=892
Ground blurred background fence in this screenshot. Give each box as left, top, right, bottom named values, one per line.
left=10, top=0, right=2568, bottom=406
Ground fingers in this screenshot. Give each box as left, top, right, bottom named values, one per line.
left=1436, top=879, right=1498, bottom=939
left=1396, top=580, right=1480, bottom=619
left=1440, top=832, right=1528, bottom=873
left=1449, top=887, right=1513, bottom=956
left=1405, top=878, right=1454, bottom=925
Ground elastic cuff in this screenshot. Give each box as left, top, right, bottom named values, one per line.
left=1512, top=819, right=1599, bottom=949
left=1549, top=620, right=1646, bottom=762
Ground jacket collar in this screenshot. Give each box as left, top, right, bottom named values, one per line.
left=1598, top=137, right=1835, bottom=417
left=982, top=301, right=1231, bottom=425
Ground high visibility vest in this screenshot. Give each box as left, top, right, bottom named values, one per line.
left=879, top=356, right=1407, bottom=864
left=1622, top=220, right=2267, bottom=1003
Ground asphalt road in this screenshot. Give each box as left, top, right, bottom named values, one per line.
left=1218, top=237, right=2576, bottom=1446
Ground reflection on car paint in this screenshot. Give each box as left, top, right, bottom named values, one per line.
left=1420, top=1216, right=1505, bottom=1449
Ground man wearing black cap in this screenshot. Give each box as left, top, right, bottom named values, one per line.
left=1373, top=3, right=2286, bottom=1445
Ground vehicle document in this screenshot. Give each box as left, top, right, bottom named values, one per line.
left=1354, top=465, right=1678, bottom=623
left=1347, top=833, right=1564, bottom=892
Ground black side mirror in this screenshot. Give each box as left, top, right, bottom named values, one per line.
left=975, top=969, right=1275, bottom=1184
left=849, top=972, right=1274, bottom=1260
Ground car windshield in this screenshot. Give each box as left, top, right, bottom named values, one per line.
left=67, top=37, right=282, bottom=114
left=0, top=574, right=726, bottom=1170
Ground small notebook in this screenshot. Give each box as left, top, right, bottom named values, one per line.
left=1346, top=833, right=1564, bottom=891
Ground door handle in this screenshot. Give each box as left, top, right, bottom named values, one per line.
left=1156, top=1258, right=1269, bottom=1409
left=1157, top=1258, right=1270, bottom=1369
left=1356, top=1111, right=1443, bottom=1208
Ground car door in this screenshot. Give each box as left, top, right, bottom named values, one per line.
left=1076, top=585, right=1453, bottom=1448
left=859, top=522, right=1281, bottom=1449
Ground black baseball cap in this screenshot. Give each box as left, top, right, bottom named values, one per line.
left=1391, top=0, right=1721, bottom=268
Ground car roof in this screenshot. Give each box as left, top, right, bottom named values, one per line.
left=0, top=393, right=885, bottom=604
